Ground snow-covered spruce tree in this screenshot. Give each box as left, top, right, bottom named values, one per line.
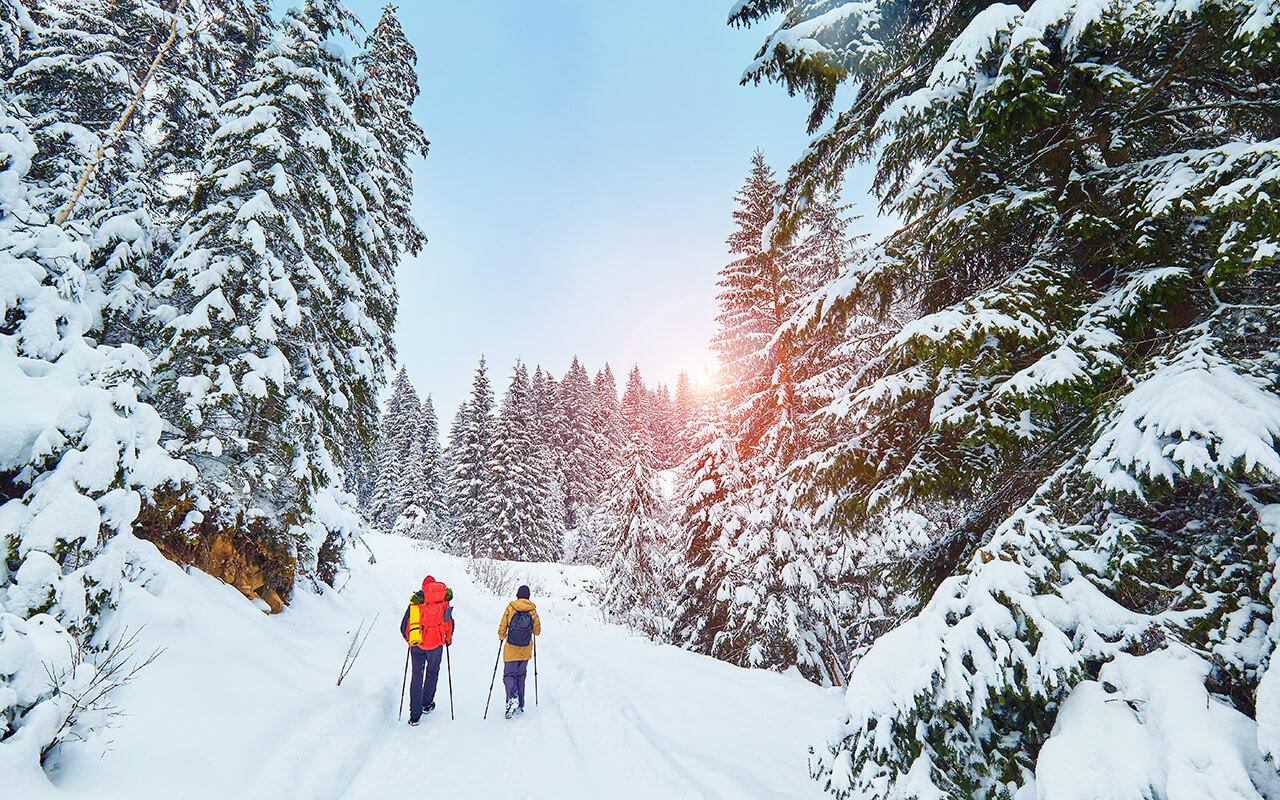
left=391, top=390, right=423, bottom=531
left=597, top=434, right=671, bottom=636
left=673, top=150, right=847, bottom=682
left=153, top=0, right=399, bottom=577
left=555, top=356, right=600, bottom=527
left=354, top=3, right=426, bottom=258
left=670, top=397, right=749, bottom=652
left=145, top=1, right=275, bottom=233
left=8, top=0, right=175, bottom=345
left=672, top=370, right=698, bottom=458
left=415, top=395, right=447, bottom=538
left=482, top=363, right=559, bottom=561
left=0, top=10, right=193, bottom=763
left=370, top=367, right=416, bottom=530
left=591, top=364, right=626, bottom=491
left=621, top=365, right=657, bottom=460
left=735, top=0, right=1280, bottom=796
left=648, top=382, right=678, bottom=467
left=445, top=356, right=496, bottom=556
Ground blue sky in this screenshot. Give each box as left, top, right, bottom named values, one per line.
left=340, top=0, right=892, bottom=421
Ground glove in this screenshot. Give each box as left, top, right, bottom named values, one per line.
left=445, top=587, right=453, bottom=601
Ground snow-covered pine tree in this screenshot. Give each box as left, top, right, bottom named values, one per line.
left=591, top=364, right=626, bottom=491
left=354, top=3, right=426, bottom=257
left=711, top=151, right=792, bottom=418
left=671, top=395, right=746, bottom=649
left=482, top=362, right=559, bottom=561
left=0, top=3, right=193, bottom=762
left=154, top=0, right=399, bottom=571
left=672, top=370, right=697, bottom=458
left=621, top=365, right=657, bottom=460
left=555, top=356, right=600, bottom=527
left=598, top=434, right=671, bottom=637
left=736, top=0, right=1280, bottom=795
left=672, top=150, right=845, bottom=681
left=648, top=382, right=678, bottom=468
left=391, top=383, right=423, bottom=531
left=445, top=356, right=496, bottom=556
left=416, top=395, right=447, bottom=538
left=7, top=0, right=177, bottom=345
left=370, top=367, right=415, bottom=529
left=146, top=1, right=274, bottom=230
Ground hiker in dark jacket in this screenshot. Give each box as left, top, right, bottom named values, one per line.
left=400, top=575, right=454, bottom=725
left=497, top=584, right=541, bottom=718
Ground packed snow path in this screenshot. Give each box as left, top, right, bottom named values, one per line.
left=36, top=533, right=839, bottom=799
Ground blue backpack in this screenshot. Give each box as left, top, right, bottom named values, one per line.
left=507, top=609, right=534, bottom=647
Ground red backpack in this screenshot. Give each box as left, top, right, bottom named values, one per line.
left=405, top=578, right=452, bottom=650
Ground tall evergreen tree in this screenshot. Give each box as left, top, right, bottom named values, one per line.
left=598, top=434, right=671, bottom=635
left=556, top=356, right=600, bottom=526
left=0, top=1, right=193, bottom=762
left=482, top=362, right=559, bottom=561
left=445, top=356, right=495, bottom=555
left=621, top=365, right=657, bottom=459
left=673, top=151, right=842, bottom=681
left=355, top=3, right=426, bottom=257
left=737, top=0, right=1280, bottom=795
left=592, top=364, right=626, bottom=488
left=371, top=367, right=417, bottom=530
left=417, top=395, right=447, bottom=537
left=155, top=0, right=401, bottom=565
left=672, top=370, right=698, bottom=459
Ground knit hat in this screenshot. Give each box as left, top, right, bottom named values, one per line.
left=517, top=584, right=530, bottom=600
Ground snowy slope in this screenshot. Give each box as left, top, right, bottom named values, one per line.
left=17, top=532, right=838, bottom=799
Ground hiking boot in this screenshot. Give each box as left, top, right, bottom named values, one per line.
left=424, top=702, right=436, bottom=714
left=505, top=698, right=516, bottom=719
left=408, top=718, right=420, bottom=727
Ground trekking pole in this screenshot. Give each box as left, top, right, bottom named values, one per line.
left=483, top=640, right=503, bottom=719
left=445, top=644, right=455, bottom=720
left=533, top=635, right=539, bottom=706
left=397, top=647, right=409, bottom=721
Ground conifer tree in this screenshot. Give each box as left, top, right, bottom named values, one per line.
left=417, top=395, right=447, bottom=537
left=599, top=434, right=671, bottom=635
left=355, top=4, right=426, bottom=257
left=592, top=364, right=626, bottom=487
left=673, top=151, right=841, bottom=680
left=673, top=370, right=697, bottom=458
left=392, top=389, right=423, bottom=528
left=556, top=356, right=600, bottom=526
left=0, top=3, right=193, bottom=760
left=445, top=357, right=496, bottom=555
left=621, top=365, right=657, bottom=459
left=155, top=0, right=400, bottom=565
left=482, top=362, right=559, bottom=561
left=737, top=0, right=1280, bottom=795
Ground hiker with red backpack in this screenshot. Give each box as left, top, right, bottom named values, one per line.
left=400, top=575, right=454, bottom=726
left=497, top=584, right=540, bottom=719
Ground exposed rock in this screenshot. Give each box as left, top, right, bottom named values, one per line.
left=134, top=489, right=295, bottom=614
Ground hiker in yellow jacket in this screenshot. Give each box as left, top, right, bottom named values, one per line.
left=497, top=585, right=541, bottom=718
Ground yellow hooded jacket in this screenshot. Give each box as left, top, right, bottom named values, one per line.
left=498, top=599, right=541, bottom=662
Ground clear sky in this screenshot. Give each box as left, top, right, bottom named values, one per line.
left=340, top=0, right=892, bottom=422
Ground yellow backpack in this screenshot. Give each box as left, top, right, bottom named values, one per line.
left=406, top=603, right=424, bottom=647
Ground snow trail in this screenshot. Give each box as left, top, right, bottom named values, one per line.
left=31, top=532, right=838, bottom=799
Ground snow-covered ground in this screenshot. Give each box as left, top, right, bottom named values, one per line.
left=16, top=532, right=839, bottom=799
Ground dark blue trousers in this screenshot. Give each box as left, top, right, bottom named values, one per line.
left=503, top=659, right=528, bottom=709
left=409, top=646, right=442, bottom=721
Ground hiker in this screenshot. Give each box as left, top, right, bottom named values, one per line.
left=400, top=575, right=454, bottom=726
left=497, top=584, right=540, bottom=718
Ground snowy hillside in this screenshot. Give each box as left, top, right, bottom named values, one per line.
left=9, top=532, right=839, bottom=799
